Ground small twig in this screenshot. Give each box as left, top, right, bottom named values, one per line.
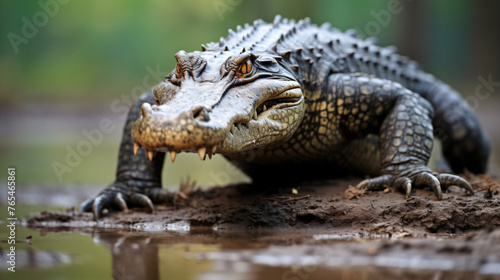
left=262, top=195, right=311, bottom=202
left=282, top=195, right=311, bottom=202
left=262, top=195, right=292, bottom=199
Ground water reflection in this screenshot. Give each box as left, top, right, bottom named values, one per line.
left=93, top=233, right=159, bottom=279
left=76, top=229, right=500, bottom=280
left=0, top=247, right=72, bottom=270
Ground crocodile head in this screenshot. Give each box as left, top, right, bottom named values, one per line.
left=131, top=50, right=304, bottom=161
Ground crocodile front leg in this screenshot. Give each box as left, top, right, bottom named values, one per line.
left=81, top=90, right=169, bottom=219
left=329, top=74, right=472, bottom=199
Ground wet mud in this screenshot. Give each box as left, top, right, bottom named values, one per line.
left=27, top=173, right=500, bottom=235
left=24, top=174, right=500, bottom=278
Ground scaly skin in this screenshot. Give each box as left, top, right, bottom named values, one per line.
left=82, top=16, right=490, bottom=219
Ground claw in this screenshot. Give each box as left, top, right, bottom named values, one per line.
left=114, top=192, right=129, bottom=212
left=80, top=198, right=94, bottom=212
left=415, top=172, right=442, bottom=200
left=357, top=174, right=393, bottom=191
left=436, top=174, right=474, bottom=194
left=131, top=193, right=155, bottom=214
left=394, top=177, right=412, bottom=199
left=92, top=194, right=109, bottom=220
left=145, top=188, right=176, bottom=203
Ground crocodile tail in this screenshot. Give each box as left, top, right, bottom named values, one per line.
left=418, top=77, right=490, bottom=174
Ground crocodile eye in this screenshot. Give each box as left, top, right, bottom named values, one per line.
left=236, top=60, right=252, bottom=78
left=175, top=63, right=183, bottom=78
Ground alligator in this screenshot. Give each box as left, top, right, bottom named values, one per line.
left=82, top=16, right=490, bottom=219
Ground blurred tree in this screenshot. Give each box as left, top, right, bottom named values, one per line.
left=0, top=0, right=498, bottom=99
left=471, top=1, right=500, bottom=77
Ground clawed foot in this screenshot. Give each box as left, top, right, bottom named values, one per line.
left=80, top=182, right=157, bottom=220
left=357, top=172, right=473, bottom=200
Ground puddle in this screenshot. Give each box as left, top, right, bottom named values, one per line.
left=8, top=176, right=500, bottom=280
left=2, top=223, right=500, bottom=280
left=0, top=248, right=73, bottom=270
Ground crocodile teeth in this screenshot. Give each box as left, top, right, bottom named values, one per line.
left=253, top=110, right=258, bottom=120
left=170, top=151, right=177, bottom=163
left=208, top=146, right=217, bottom=159
left=236, top=123, right=241, bottom=130
left=263, top=105, right=267, bottom=111
left=146, top=150, right=156, bottom=161
left=198, top=147, right=207, bottom=161
left=133, top=142, right=141, bottom=156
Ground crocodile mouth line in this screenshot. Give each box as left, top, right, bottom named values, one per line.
left=133, top=86, right=303, bottom=163
left=229, top=86, right=303, bottom=133
left=229, top=96, right=302, bottom=135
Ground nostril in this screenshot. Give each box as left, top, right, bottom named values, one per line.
left=192, top=107, right=202, bottom=118
left=192, top=106, right=210, bottom=122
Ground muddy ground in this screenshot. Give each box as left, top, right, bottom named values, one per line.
left=25, top=173, right=500, bottom=277
left=27, top=173, right=500, bottom=235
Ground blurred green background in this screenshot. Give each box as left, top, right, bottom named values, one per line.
left=1, top=0, right=499, bottom=188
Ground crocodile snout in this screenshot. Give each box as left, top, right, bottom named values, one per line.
left=131, top=102, right=227, bottom=161
left=140, top=103, right=210, bottom=121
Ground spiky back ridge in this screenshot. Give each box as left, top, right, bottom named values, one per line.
left=202, top=15, right=424, bottom=93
